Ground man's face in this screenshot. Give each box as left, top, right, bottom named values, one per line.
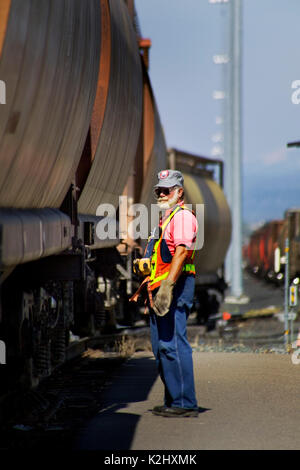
left=154, top=186, right=183, bottom=209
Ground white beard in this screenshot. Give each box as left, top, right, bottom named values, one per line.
left=157, top=188, right=180, bottom=209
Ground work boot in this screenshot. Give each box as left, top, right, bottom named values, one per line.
left=152, top=406, right=199, bottom=417
left=152, top=405, right=167, bottom=413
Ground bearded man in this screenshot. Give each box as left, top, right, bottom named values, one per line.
left=145, top=169, right=199, bottom=418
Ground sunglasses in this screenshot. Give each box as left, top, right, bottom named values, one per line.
left=154, top=186, right=177, bottom=198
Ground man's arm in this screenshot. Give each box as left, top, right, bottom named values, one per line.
left=167, top=245, right=188, bottom=283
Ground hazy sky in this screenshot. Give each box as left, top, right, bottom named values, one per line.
left=135, top=0, right=300, bottom=225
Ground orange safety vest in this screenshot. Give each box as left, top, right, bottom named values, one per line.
left=149, top=204, right=196, bottom=292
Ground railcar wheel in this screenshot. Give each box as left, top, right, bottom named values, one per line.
left=1, top=284, right=37, bottom=390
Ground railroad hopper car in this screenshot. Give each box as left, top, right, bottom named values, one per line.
left=245, top=229, right=261, bottom=274
left=264, top=220, right=284, bottom=281
left=246, top=210, right=300, bottom=285
left=276, top=209, right=300, bottom=283
left=246, top=221, right=283, bottom=281
left=0, top=0, right=232, bottom=389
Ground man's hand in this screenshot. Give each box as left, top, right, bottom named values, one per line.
left=153, top=279, right=175, bottom=316
left=152, top=246, right=188, bottom=316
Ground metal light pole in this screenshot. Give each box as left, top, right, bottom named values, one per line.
left=228, top=0, right=243, bottom=298
left=223, top=7, right=233, bottom=286
left=209, top=0, right=232, bottom=287
left=209, top=0, right=244, bottom=299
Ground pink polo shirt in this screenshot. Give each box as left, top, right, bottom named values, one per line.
left=161, top=201, right=198, bottom=256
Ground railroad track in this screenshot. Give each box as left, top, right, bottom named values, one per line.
left=0, top=324, right=152, bottom=439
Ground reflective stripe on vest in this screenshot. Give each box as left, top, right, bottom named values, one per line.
left=149, top=205, right=196, bottom=291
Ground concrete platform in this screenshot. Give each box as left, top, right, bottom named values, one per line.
left=74, top=351, right=300, bottom=450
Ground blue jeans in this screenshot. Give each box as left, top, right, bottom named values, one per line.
left=149, top=275, right=198, bottom=409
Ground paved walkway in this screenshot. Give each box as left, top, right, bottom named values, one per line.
left=74, top=351, right=300, bottom=450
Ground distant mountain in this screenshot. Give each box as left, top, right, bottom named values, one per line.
left=242, top=161, right=300, bottom=224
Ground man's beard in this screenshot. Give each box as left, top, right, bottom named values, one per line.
left=157, top=188, right=180, bottom=209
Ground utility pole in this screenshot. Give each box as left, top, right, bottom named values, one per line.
left=227, top=0, right=243, bottom=298
left=209, top=0, right=244, bottom=300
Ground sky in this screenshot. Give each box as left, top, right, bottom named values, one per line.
left=135, top=0, right=300, bottom=226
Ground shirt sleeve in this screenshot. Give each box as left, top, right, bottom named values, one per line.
left=164, top=209, right=198, bottom=254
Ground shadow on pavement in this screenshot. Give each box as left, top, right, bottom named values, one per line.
left=73, top=355, right=211, bottom=450
left=73, top=355, right=159, bottom=450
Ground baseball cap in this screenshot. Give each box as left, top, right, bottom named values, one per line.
left=154, top=169, right=184, bottom=188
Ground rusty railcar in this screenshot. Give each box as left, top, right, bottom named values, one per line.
left=0, top=0, right=145, bottom=388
